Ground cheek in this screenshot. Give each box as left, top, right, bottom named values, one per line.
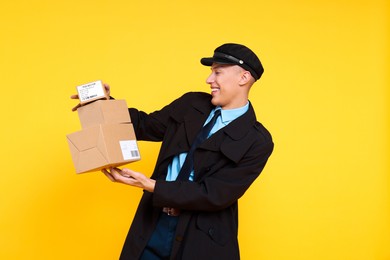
left=221, top=83, right=235, bottom=95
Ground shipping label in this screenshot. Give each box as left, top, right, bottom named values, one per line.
left=77, top=81, right=105, bottom=102
left=119, top=140, right=140, bottom=160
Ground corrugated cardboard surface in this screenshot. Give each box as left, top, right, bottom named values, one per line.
left=67, top=123, right=140, bottom=174
left=77, top=99, right=131, bottom=129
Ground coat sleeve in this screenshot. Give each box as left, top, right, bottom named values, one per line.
left=128, top=92, right=195, bottom=142
left=152, top=135, right=274, bottom=212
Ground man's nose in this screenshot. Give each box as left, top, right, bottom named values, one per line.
left=206, top=73, right=214, bottom=84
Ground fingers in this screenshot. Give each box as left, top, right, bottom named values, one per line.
left=70, top=94, right=80, bottom=112
left=71, top=103, right=81, bottom=112
left=101, top=168, right=155, bottom=192
left=103, top=83, right=110, bottom=96
left=102, top=168, right=116, bottom=182
left=102, top=168, right=132, bottom=183
left=121, top=168, right=133, bottom=178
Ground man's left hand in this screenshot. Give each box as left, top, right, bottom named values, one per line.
left=102, top=167, right=156, bottom=193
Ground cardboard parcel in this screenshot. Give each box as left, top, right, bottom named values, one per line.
left=77, top=99, right=131, bottom=129
left=76, top=80, right=110, bottom=106
left=67, top=123, right=140, bottom=174
left=67, top=97, right=140, bottom=174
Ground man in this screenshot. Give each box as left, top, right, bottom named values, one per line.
left=79, top=43, right=273, bottom=259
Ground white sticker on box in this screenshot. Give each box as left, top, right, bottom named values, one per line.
left=120, top=140, right=140, bottom=160
left=77, top=81, right=105, bottom=102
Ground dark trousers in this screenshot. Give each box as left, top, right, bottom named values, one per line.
left=140, top=213, right=179, bottom=260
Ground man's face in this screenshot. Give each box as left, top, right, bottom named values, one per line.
left=206, top=64, right=245, bottom=109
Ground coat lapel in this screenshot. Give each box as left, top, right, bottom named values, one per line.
left=200, top=103, right=257, bottom=163
left=183, top=98, right=213, bottom=148
left=156, top=96, right=213, bottom=164
left=157, top=97, right=257, bottom=171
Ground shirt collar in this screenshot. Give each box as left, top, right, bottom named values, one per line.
left=215, top=102, right=249, bottom=124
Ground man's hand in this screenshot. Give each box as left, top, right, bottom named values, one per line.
left=102, top=167, right=156, bottom=193
left=70, top=83, right=111, bottom=111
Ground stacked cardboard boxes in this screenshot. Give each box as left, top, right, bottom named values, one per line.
left=67, top=81, right=140, bottom=174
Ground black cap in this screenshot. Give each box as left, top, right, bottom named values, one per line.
left=200, top=43, right=264, bottom=80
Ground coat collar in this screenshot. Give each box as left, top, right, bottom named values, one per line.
left=199, top=102, right=257, bottom=163
left=221, top=102, right=257, bottom=140
left=185, top=98, right=257, bottom=139
left=169, top=95, right=258, bottom=163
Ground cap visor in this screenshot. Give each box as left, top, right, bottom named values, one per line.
left=200, top=57, right=214, bottom=66
left=201, top=57, right=236, bottom=66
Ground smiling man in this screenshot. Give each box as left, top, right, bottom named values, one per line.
left=102, top=43, right=274, bottom=260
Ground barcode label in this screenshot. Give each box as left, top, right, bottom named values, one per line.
left=131, top=150, right=139, bottom=157
left=77, top=81, right=105, bottom=102
left=120, top=140, right=141, bottom=160
left=85, top=94, right=97, bottom=99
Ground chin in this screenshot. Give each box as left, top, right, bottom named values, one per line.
left=211, top=97, right=220, bottom=107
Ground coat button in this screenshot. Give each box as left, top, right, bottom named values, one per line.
left=176, top=235, right=183, bottom=242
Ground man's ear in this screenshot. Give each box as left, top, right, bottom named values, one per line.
left=238, top=71, right=252, bottom=86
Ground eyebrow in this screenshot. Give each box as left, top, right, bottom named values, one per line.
left=211, top=64, right=229, bottom=70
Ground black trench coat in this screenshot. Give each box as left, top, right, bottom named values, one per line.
left=120, top=92, right=273, bottom=260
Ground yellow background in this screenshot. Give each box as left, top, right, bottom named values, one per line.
left=0, top=0, right=389, bottom=259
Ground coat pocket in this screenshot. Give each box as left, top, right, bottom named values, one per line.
left=196, top=213, right=231, bottom=246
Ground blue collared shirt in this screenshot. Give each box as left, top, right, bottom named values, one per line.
left=166, top=102, right=249, bottom=181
